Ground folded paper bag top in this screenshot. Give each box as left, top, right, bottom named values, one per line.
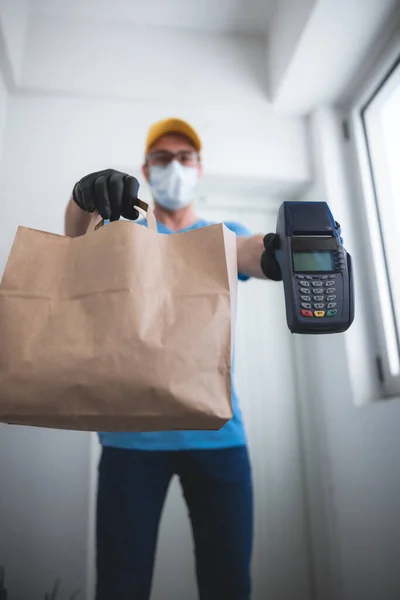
left=0, top=200, right=238, bottom=432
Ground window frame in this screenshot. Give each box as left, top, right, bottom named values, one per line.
left=350, top=41, right=400, bottom=398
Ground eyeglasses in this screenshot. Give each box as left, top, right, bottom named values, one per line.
left=146, top=150, right=200, bottom=168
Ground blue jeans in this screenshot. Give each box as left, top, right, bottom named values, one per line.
left=96, top=445, right=253, bottom=600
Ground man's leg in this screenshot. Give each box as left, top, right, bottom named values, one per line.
left=96, top=446, right=174, bottom=600
left=179, top=446, right=253, bottom=600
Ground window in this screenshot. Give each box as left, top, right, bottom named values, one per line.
left=357, top=55, right=400, bottom=396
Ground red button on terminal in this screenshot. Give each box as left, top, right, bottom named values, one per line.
left=301, top=309, right=313, bottom=317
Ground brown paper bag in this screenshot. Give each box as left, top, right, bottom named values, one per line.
left=0, top=201, right=238, bottom=432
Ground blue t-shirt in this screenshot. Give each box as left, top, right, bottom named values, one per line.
left=99, top=218, right=251, bottom=451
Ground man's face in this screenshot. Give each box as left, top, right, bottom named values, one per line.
left=142, top=133, right=202, bottom=182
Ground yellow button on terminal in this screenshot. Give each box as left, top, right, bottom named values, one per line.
left=314, top=311, right=325, bottom=317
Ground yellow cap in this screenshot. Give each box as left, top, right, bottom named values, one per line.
left=145, top=118, right=202, bottom=155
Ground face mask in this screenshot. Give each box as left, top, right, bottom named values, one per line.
left=149, top=161, right=198, bottom=211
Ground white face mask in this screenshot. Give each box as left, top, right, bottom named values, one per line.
left=149, top=161, right=198, bottom=211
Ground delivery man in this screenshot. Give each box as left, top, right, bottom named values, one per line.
left=65, top=118, right=281, bottom=600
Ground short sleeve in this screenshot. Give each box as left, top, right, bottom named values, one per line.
left=223, top=221, right=252, bottom=281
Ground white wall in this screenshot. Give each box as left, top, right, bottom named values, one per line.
left=0, top=428, right=92, bottom=599
left=16, top=12, right=310, bottom=195
left=27, top=0, right=275, bottom=34
left=268, top=0, right=399, bottom=114
left=0, top=0, right=28, bottom=83
left=0, top=68, right=7, bottom=164
left=267, top=0, right=317, bottom=99
left=22, top=14, right=266, bottom=103
left=296, top=104, right=400, bottom=600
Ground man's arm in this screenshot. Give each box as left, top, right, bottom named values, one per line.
left=236, top=235, right=267, bottom=279
left=65, top=197, right=92, bottom=237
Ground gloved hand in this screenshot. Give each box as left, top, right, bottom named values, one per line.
left=72, top=169, right=140, bottom=221
left=260, top=233, right=282, bottom=281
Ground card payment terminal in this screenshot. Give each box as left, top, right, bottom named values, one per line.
left=275, top=201, right=354, bottom=334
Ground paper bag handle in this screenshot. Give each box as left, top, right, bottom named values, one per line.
left=87, top=199, right=157, bottom=233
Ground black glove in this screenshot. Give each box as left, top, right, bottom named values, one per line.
left=260, top=233, right=282, bottom=281
left=72, top=169, right=140, bottom=221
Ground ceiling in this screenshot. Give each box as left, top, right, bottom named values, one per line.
left=29, top=0, right=278, bottom=34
